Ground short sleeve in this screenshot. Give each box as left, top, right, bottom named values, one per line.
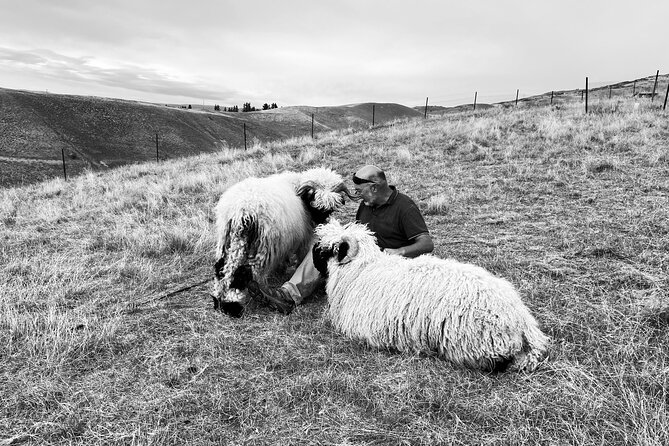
left=401, top=202, right=429, bottom=240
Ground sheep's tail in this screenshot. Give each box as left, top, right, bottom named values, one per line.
left=508, top=324, right=550, bottom=372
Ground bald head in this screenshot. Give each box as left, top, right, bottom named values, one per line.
left=352, top=165, right=392, bottom=207
left=353, top=165, right=387, bottom=185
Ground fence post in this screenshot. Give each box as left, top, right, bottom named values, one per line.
left=61, top=148, right=67, bottom=181
left=60, top=148, right=67, bottom=181
left=372, top=104, right=375, bottom=127
left=311, top=113, right=314, bottom=138
left=243, top=123, right=247, bottom=150
left=609, top=85, right=612, bottom=99
left=651, top=70, right=659, bottom=102
left=424, top=97, right=428, bottom=118
left=515, top=89, right=519, bottom=106
left=663, top=82, right=669, bottom=111
left=155, top=133, right=159, bottom=162
left=550, top=91, right=554, bottom=105
left=585, top=77, right=589, bottom=114
left=473, top=91, right=477, bottom=111
left=633, top=80, right=636, bottom=97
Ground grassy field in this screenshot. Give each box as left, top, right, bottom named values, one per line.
left=1, top=97, right=668, bottom=445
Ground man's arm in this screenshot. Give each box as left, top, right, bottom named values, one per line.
left=385, top=233, right=434, bottom=258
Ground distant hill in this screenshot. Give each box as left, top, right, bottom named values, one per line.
left=0, top=88, right=421, bottom=187
left=418, top=103, right=495, bottom=115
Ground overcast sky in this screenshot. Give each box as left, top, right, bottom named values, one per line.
left=0, top=0, right=666, bottom=108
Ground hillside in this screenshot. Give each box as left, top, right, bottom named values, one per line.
left=0, top=87, right=421, bottom=187
left=419, top=73, right=668, bottom=113
left=1, top=96, right=668, bottom=444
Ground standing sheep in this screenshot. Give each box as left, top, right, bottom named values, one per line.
left=213, top=167, right=351, bottom=317
left=312, top=220, right=549, bottom=372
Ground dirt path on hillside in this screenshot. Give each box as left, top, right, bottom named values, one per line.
left=0, top=156, right=63, bottom=165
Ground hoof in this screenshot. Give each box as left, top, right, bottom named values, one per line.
left=220, top=301, right=244, bottom=318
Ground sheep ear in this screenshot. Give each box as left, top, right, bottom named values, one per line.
left=296, top=183, right=316, bottom=203
left=337, top=236, right=359, bottom=264
left=297, top=182, right=332, bottom=225
left=337, top=242, right=350, bottom=262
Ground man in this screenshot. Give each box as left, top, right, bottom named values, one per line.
left=247, top=164, right=434, bottom=314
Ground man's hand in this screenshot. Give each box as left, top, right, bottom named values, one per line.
left=385, top=234, right=434, bottom=258
left=384, top=247, right=405, bottom=256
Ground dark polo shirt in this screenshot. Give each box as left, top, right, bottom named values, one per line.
left=355, top=186, right=429, bottom=250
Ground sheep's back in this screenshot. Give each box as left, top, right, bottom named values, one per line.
left=215, top=176, right=313, bottom=271
left=327, top=255, right=539, bottom=361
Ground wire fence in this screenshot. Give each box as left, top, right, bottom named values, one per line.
left=422, top=71, right=668, bottom=112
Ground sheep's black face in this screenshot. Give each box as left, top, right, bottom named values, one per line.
left=230, top=265, right=253, bottom=290
left=220, top=301, right=244, bottom=318
left=337, top=242, right=350, bottom=262
left=214, top=257, right=226, bottom=280
left=309, top=207, right=334, bottom=226
left=212, top=295, right=245, bottom=318
left=298, top=186, right=335, bottom=225
left=312, top=243, right=335, bottom=277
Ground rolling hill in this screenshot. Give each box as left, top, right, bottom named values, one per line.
left=0, top=87, right=421, bottom=187
left=2, top=73, right=666, bottom=188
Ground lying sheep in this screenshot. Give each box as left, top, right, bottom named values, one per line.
left=312, top=220, right=549, bottom=372
left=213, top=167, right=352, bottom=317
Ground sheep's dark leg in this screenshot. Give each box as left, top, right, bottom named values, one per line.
left=488, top=356, right=513, bottom=374
left=213, top=257, right=226, bottom=311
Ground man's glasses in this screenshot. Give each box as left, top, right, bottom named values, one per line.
left=352, top=175, right=376, bottom=185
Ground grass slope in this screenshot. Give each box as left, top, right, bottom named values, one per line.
left=420, top=73, right=669, bottom=113
left=0, top=88, right=420, bottom=188
left=1, top=98, right=668, bottom=445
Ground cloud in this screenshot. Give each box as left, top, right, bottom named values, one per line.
left=0, top=49, right=50, bottom=65
left=1, top=1, right=666, bottom=107
left=0, top=47, right=237, bottom=102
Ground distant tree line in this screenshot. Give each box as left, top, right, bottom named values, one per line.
left=213, top=102, right=278, bottom=112
left=214, top=105, right=239, bottom=112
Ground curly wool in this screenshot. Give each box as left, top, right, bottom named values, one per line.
left=315, top=220, right=549, bottom=372
left=214, top=167, right=347, bottom=306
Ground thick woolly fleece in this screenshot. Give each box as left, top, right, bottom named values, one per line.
left=213, top=167, right=347, bottom=306
left=314, top=220, right=549, bottom=372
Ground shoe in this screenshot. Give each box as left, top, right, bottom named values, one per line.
left=247, top=281, right=295, bottom=315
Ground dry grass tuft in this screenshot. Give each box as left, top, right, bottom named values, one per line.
left=635, top=291, right=669, bottom=327
left=424, top=193, right=451, bottom=215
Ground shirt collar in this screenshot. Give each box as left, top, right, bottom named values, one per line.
left=375, top=186, right=398, bottom=209
left=387, top=186, right=398, bottom=203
